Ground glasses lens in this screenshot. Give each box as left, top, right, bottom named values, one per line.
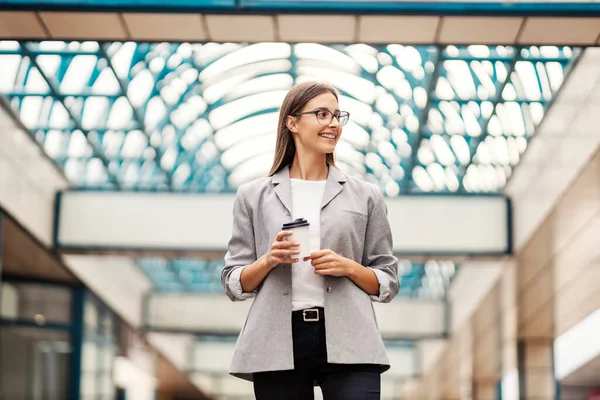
left=316, top=110, right=332, bottom=126
left=339, top=112, right=349, bottom=125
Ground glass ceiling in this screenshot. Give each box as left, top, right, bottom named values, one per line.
left=138, top=258, right=457, bottom=301
left=0, top=41, right=580, bottom=195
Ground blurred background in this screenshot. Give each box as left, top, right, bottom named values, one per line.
left=0, top=1, right=599, bottom=399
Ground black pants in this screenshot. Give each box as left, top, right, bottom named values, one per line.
left=253, top=308, right=381, bottom=400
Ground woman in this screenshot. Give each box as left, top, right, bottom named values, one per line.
left=221, top=81, right=399, bottom=400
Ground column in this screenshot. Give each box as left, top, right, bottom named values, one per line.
left=0, top=211, right=4, bottom=288
left=515, top=218, right=556, bottom=400
left=472, top=283, right=502, bottom=400
left=517, top=340, right=556, bottom=400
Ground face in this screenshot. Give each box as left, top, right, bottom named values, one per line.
left=286, top=92, right=343, bottom=157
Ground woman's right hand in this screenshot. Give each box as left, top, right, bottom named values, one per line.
left=264, top=231, right=300, bottom=269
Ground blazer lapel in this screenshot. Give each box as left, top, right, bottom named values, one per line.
left=271, top=164, right=348, bottom=212
left=271, top=165, right=293, bottom=215
left=321, top=165, right=348, bottom=209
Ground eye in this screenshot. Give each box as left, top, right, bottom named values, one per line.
left=316, top=110, right=329, bottom=119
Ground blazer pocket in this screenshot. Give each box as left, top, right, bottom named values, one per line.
left=342, top=209, right=368, bottom=219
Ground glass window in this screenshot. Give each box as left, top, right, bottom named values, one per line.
left=0, top=41, right=579, bottom=194
left=102, top=311, right=116, bottom=341
left=80, top=335, right=98, bottom=400
left=84, top=298, right=99, bottom=332
left=0, top=282, right=72, bottom=324
left=98, top=344, right=117, bottom=400
left=80, top=293, right=119, bottom=400
left=0, top=326, right=71, bottom=400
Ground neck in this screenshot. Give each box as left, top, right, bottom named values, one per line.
left=289, top=152, right=328, bottom=181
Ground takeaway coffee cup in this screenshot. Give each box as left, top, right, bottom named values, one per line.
left=282, top=218, right=311, bottom=260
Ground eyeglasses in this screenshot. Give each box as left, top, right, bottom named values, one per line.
left=294, top=109, right=350, bottom=126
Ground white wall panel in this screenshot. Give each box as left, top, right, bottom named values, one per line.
left=146, top=332, right=196, bottom=373
left=146, top=293, right=446, bottom=339
left=0, top=282, right=18, bottom=318
left=0, top=101, right=68, bottom=246
left=193, top=341, right=237, bottom=373
left=57, top=191, right=509, bottom=255
left=374, top=299, right=446, bottom=339
left=191, top=340, right=416, bottom=378
left=384, top=345, right=418, bottom=378
left=388, top=196, right=508, bottom=253
left=58, top=192, right=233, bottom=250
left=191, top=342, right=414, bottom=399
left=113, top=356, right=157, bottom=400
left=554, top=308, right=600, bottom=380
left=147, top=293, right=252, bottom=333
left=63, top=254, right=153, bottom=328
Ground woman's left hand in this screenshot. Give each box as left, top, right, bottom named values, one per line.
left=304, top=249, right=356, bottom=277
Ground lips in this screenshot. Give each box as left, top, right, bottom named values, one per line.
left=319, top=132, right=337, bottom=140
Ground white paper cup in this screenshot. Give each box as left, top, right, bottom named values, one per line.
left=282, top=218, right=311, bottom=260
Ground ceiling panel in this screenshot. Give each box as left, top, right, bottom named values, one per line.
left=2, top=217, right=77, bottom=283
left=0, top=12, right=48, bottom=39
left=358, top=16, right=439, bottom=44
left=39, top=12, right=128, bottom=40
left=519, top=17, right=600, bottom=45
left=439, top=17, right=523, bottom=44
left=205, top=15, right=275, bottom=42
left=278, top=15, right=355, bottom=43
left=123, top=13, right=207, bottom=41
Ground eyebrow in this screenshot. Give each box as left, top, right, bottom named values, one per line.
left=311, top=107, right=341, bottom=113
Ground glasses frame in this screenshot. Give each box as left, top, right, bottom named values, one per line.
left=293, top=109, right=351, bottom=126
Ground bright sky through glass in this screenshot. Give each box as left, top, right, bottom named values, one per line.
left=0, top=41, right=579, bottom=195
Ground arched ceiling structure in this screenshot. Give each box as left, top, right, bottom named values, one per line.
left=0, top=41, right=579, bottom=196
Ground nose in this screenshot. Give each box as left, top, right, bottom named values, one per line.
left=329, top=116, right=341, bottom=128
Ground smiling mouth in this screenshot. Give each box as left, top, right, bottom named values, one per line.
left=319, top=133, right=337, bottom=140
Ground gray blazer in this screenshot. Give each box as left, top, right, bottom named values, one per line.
left=222, top=165, right=399, bottom=381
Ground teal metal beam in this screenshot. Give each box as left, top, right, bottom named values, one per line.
left=430, top=98, right=549, bottom=106
left=6, top=92, right=121, bottom=100
left=98, top=45, right=172, bottom=189
left=403, top=47, right=444, bottom=193
left=22, top=45, right=121, bottom=189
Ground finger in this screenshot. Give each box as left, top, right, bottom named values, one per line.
left=272, top=248, right=300, bottom=258
left=272, top=240, right=299, bottom=249
left=270, top=256, right=299, bottom=265
left=314, top=268, right=337, bottom=276
left=310, top=254, right=333, bottom=265
left=275, top=231, right=293, bottom=241
left=304, top=255, right=327, bottom=263
left=306, top=249, right=331, bottom=259
left=313, top=261, right=335, bottom=270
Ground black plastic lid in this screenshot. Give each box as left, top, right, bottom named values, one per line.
left=282, top=218, right=310, bottom=230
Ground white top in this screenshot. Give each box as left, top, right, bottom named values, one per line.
left=290, top=178, right=327, bottom=311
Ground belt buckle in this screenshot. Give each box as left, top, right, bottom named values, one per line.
left=303, top=308, right=319, bottom=322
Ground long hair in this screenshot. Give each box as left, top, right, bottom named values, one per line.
left=268, top=82, right=339, bottom=176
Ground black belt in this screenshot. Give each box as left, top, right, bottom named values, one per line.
left=292, top=307, right=324, bottom=322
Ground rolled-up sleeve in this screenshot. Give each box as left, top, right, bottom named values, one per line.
left=221, top=185, right=259, bottom=302
left=363, top=184, right=399, bottom=303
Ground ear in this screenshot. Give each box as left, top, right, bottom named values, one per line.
left=286, top=115, right=298, bottom=133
